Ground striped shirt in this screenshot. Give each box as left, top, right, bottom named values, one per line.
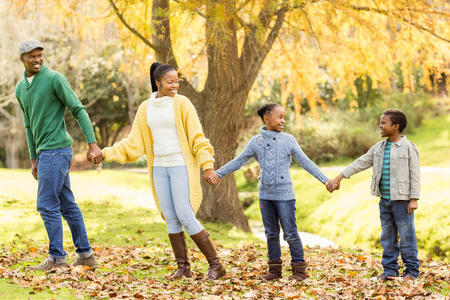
left=379, top=141, right=392, bottom=200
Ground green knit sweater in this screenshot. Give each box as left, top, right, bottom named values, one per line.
left=15, top=65, right=96, bottom=159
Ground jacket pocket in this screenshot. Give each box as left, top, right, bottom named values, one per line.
left=398, top=153, right=410, bottom=178
left=398, top=178, right=410, bottom=195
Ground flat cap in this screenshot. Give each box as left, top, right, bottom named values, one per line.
left=19, top=39, right=44, bottom=56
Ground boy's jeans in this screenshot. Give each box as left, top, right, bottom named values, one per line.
left=153, top=166, right=204, bottom=235
left=259, top=199, right=304, bottom=263
left=379, top=198, right=420, bottom=277
left=37, top=147, right=92, bottom=262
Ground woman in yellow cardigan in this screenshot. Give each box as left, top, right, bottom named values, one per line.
left=101, top=62, right=226, bottom=280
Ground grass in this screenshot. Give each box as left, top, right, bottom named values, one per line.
left=407, top=114, right=450, bottom=166
left=0, top=281, right=81, bottom=300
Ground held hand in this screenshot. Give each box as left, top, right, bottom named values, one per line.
left=203, top=169, right=219, bottom=185
left=408, top=199, right=418, bottom=214
left=329, top=174, right=344, bottom=192
left=31, top=159, right=37, bottom=180
left=87, top=143, right=104, bottom=164
left=325, top=180, right=336, bottom=193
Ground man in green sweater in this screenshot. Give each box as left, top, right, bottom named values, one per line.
left=15, top=39, right=102, bottom=270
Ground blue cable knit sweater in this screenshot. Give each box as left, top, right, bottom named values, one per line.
left=216, top=127, right=328, bottom=200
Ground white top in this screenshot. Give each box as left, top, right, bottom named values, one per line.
left=26, top=75, right=34, bottom=84
left=147, top=92, right=185, bottom=167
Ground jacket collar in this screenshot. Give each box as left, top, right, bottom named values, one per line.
left=260, top=126, right=281, bottom=139
left=383, top=135, right=407, bottom=147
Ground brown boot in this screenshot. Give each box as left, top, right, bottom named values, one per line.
left=73, top=254, right=98, bottom=269
left=289, top=262, right=306, bottom=281
left=262, top=259, right=282, bottom=280
left=168, top=232, right=192, bottom=279
left=190, top=230, right=226, bottom=280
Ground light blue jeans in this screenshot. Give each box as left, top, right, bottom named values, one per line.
left=153, top=166, right=204, bottom=235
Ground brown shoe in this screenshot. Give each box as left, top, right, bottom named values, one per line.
left=73, top=254, right=97, bottom=269
left=190, top=230, right=226, bottom=280
left=30, top=258, right=67, bottom=271
left=289, top=262, right=306, bottom=281
left=262, top=259, right=282, bottom=280
left=168, top=232, right=192, bottom=279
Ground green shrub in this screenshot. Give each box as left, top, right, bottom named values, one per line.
left=286, top=93, right=442, bottom=163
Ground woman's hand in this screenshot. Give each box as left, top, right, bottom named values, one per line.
left=203, top=169, right=219, bottom=185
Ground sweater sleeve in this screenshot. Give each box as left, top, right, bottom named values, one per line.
left=182, top=99, right=215, bottom=170
left=52, top=73, right=96, bottom=144
left=290, top=136, right=328, bottom=184
left=215, top=137, right=256, bottom=178
left=16, top=92, right=37, bottom=160
left=102, top=104, right=146, bottom=164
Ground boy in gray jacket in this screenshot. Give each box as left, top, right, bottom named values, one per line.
left=330, top=109, right=420, bottom=280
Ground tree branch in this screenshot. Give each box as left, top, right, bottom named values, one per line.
left=171, top=0, right=207, bottom=18
left=0, top=107, right=13, bottom=121
left=108, top=0, right=157, bottom=49
left=239, top=1, right=289, bottom=92
left=300, top=7, right=321, bottom=50
left=347, top=4, right=450, bottom=43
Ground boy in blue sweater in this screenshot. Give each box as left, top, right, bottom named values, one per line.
left=207, top=103, right=335, bottom=281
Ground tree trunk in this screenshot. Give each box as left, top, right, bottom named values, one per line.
left=4, top=104, right=25, bottom=168
left=5, top=137, right=20, bottom=168
left=195, top=88, right=251, bottom=232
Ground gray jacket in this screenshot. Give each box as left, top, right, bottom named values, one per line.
left=342, top=136, right=420, bottom=200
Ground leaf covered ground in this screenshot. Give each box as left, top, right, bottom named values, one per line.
left=0, top=240, right=448, bottom=299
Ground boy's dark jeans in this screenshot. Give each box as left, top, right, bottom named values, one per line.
left=379, top=198, right=420, bottom=277
left=259, top=199, right=304, bottom=263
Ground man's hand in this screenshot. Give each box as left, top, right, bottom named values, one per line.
left=408, top=199, right=418, bottom=214
left=203, top=169, right=219, bottom=185
left=31, top=159, right=37, bottom=180
left=87, top=143, right=103, bottom=164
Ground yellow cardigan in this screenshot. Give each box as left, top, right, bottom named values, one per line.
left=102, top=94, right=214, bottom=219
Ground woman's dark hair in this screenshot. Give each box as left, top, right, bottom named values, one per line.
left=257, top=103, right=281, bottom=122
left=383, top=109, right=407, bottom=133
left=150, top=62, right=176, bottom=92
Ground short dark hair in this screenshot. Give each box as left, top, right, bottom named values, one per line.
left=256, top=103, right=281, bottom=122
left=383, top=109, right=407, bottom=133
left=149, top=62, right=176, bottom=92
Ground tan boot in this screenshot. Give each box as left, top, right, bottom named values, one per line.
left=168, top=232, right=192, bottom=279
left=262, top=259, right=282, bottom=280
left=30, top=258, right=67, bottom=271
left=190, top=230, right=226, bottom=280
left=289, top=262, right=306, bottom=281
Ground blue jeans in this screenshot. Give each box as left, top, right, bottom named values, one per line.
left=153, top=166, right=204, bottom=235
left=259, top=199, right=304, bottom=263
left=37, top=147, right=92, bottom=262
left=379, top=198, right=420, bottom=277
